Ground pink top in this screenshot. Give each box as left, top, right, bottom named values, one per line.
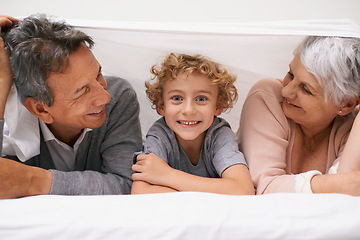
left=237, top=78, right=356, bottom=194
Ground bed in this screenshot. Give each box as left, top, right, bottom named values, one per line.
left=1, top=192, right=360, bottom=239
left=1, top=18, right=360, bottom=239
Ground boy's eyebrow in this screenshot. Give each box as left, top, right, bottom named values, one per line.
left=167, top=89, right=183, bottom=94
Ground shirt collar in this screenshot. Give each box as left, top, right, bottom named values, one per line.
left=39, top=120, right=92, bottom=148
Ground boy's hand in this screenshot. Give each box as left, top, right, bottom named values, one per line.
left=132, top=153, right=173, bottom=186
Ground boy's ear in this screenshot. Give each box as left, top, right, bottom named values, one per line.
left=156, top=100, right=165, bottom=116
left=214, top=101, right=223, bottom=116
left=23, top=97, right=54, bottom=124
left=338, top=97, right=359, bottom=116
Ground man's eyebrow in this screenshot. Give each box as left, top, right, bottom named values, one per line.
left=97, top=65, right=102, bottom=76
left=74, top=66, right=102, bottom=94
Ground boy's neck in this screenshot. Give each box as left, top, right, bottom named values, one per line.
left=176, top=132, right=206, bottom=166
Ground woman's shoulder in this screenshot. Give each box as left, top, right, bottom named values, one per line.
left=248, top=78, right=283, bottom=98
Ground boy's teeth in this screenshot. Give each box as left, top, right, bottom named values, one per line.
left=180, top=121, right=198, bottom=125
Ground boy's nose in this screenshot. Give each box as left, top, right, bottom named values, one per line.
left=182, top=101, right=197, bottom=115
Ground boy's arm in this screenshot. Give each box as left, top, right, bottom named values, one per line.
left=132, top=153, right=255, bottom=195
left=131, top=180, right=177, bottom=194
left=163, top=164, right=254, bottom=195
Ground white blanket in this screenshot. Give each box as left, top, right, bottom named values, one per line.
left=3, top=19, right=360, bottom=161
left=1, top=192, right=359, bottom=239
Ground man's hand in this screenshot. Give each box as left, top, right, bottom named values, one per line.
left=0, top=15, right=18, bottom=119
left=0, top=158, right=52, bottom=199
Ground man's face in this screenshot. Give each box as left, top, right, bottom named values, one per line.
left=43, top=44, right=111, bottom=143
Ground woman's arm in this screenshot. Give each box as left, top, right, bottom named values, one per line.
left=238, top=78, right=296, bottom=194
left=337, top=110, right=360, bottom=173
left=311, top=171, right=360, bottom=195
left=132, top=153, right=254, bottom=195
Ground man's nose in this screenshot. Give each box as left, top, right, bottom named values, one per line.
left=92, top=81, right=111, bottom=106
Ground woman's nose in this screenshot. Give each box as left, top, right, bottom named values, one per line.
left=281, top=80, right=296, bottom=100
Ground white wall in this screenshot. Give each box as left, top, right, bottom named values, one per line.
left=3, top=0, right=360, bottom=24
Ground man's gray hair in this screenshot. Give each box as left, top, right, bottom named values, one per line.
left=3, top=14, right=94, bottom=106
left=295, top=36, right=360, bottom=105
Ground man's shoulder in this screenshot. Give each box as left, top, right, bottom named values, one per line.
left=105, top=76, right=138, bottom=104
left=105, top=76, right=133, bottom=93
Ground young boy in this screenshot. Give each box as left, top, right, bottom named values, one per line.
left=131, top=53, right=254, bottom=195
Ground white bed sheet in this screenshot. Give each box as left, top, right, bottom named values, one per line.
left=1, top=192, right=359, bottom=240
left=68, top=18, right=360, bottom=136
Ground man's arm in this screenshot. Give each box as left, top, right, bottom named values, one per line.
left=0, top=157, right=52, bottom=199
left=132, top=153, right=255, bottom=195
left=0, top=15, right=18, bottom=120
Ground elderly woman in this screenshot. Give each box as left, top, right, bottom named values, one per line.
left=237, top=36, right=360, bottom=195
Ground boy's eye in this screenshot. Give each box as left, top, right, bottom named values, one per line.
left=197, top=96, right=207, bottom=102
left=171, top=96, right=182, bottom=101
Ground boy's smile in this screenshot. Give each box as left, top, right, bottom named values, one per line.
left=157, top=72, right=222, bottom=148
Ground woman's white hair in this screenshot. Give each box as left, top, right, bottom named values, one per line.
left=295, top=36, right=360, bottom=105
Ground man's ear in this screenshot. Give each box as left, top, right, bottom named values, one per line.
left=23, top=97, right=54, bottom=124
left=338, top=97, right=359, bottom=116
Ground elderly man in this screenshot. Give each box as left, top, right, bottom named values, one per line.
left=0, top=14, right=142, bottom=198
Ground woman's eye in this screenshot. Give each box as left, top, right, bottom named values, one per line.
left=197, top=96, right=207, bottom=102
left=287, top=71, right=294, bottom=80
left=300, top=84, right=312, bottom=95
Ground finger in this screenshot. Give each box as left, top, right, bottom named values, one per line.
left=136, top=154, right=148, bottom=160
left=132, top=164, right=142, bottom=173
left=0, top=16, right=19, bottom=33
left=131, top=172, right=143, bottom=181
left=0, top=37, right=4, bottom=48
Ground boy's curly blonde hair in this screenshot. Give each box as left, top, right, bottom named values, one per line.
left=145, top=53, right=238, bottom=113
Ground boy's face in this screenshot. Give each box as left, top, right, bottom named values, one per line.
left=157, top=72, right=222, bottom=146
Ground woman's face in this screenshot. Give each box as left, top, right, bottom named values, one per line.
left=281, top=54, right=340, bottom=132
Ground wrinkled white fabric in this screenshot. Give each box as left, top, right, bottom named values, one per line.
left=2, top=84, right=39, bottom=161
left=3, top=18, right=360, bottom=160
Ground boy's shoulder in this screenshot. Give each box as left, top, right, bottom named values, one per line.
left=146, top=117, right=174, bottom=139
